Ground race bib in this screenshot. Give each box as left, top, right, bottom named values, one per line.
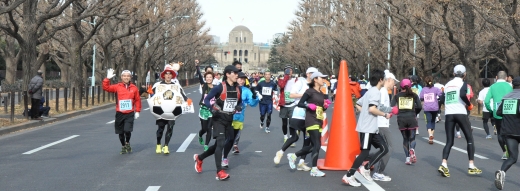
left=424, top=93, right=435, bottom=103
left=284, top=92, right=293, bottom=102
left=398, top=97, right=413, bottom=109
left=119, top=99, right=132, bottom=111
left=360, top=84, right=366, bottom=89
left=223, top=98, right=238, bottom=112
left=502, top=100, right=517, bottom=114
left=181, top=103, right=195, bottom=114
left=262, top=87, right=272, bottom=95
left=316, top=106, right=324, bottom=120
left=445, top=91, right=458, bottom=105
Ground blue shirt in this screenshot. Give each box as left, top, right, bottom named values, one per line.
left=233, top=86, right=259, bottom=122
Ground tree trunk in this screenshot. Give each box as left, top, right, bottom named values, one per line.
left=21, top=1, right=38, bottom=90
left=505, top=44, right=520, bottom=76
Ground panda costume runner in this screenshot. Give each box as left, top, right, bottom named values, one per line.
left=149, top=63, right=191, bottom=154
left=194, top=65, right=243, bottom=181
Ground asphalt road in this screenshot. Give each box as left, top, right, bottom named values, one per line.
left=0, top=85, right=517, bottom=191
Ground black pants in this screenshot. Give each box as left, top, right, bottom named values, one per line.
left=198, top=113, right=233, bottom=171
left=281, top=119, right=311, bottom=161
left=223, top=129, right=240, bottom=158
left=501, top=135, right=520, bottom=172
left=496, top=119, right=507, bottom=152
left=482, top=112, right=495, bottom=136
left=347, top=133, right=388, bottom=177
left=31, top=98, right=40, bottom=118
left=443, top=114, right=475, bottom=160
left=156, top=120, right=175, bottom=146
left=295, top=129, right=321, bottom=167
left=401, top=129, right=416, bottom=157
left=199, top=118, right=213, bottom=145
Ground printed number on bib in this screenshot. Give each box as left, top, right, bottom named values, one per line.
left=398, top=97, right=414, bottom=109
left=445, top=91, right=458, bottom=105
left=316, top=106, right=324, bottom=120
left=182, top=103, right=195, bottom=113
left=119, top=99, right=132, bottom=111
left=502, top=100, right=518, bottom=114
left=223, top=98, right=238, bottom=112
left=262, top=87, right=272, bottom=95
left=424, top=93, right=435, bottom=103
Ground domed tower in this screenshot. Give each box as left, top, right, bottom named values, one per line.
left=228, top=25, right=254, bottom=70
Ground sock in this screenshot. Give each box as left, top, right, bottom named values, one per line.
left=284, top=135, right=288, bottom=139
left=469, top=163, right=475, bottom=169
left=279, top=149, right=284, bottom=153
left=442, top=163, right=448, bottom=168
left=299, top=159, right=305, bottom=164
left=311, top=167, right=317, bottom=171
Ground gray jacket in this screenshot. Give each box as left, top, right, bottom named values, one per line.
left=28, top=75, right=43, bottom=99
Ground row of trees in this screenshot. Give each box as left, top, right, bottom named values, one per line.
left=273, top=0, right=520, bottom=92
left=0, top=0, right=215, bottom=90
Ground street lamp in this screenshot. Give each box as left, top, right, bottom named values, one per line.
left=310, top=23, right=334, bottom=71
left=81, top=18, right=96, bottom=88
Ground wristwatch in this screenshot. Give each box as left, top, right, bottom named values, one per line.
left=384, top=113, right=387, bottom=118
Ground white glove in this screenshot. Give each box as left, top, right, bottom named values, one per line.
left=256, top=91, right=263, bottom=100
left=134, top=112, right=139, bottom=119
left=107, top=68, right=116, bottom=79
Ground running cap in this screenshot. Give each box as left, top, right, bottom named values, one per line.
left=400, top=79, right=412, bottom=88
left=306, top=67, right=319, bottom=74
left=454, top=65, right=466, bottom=74
left=512, top=77, right=520, bottom=87
left=310, top=71, right=327, bottom=79
left=384, top=70, right=400, bottom=82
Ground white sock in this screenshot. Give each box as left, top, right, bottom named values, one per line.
left=299, top=159, right=305, bottom=164
left=311, top=167, right=317, bottom=171
left=442, top=163, right=448, bottom=168
left=469, top=163, right=475, bottom=169
left=278, top=149, right=283, bottom=153
left=284, top=135, right=288, bottom=139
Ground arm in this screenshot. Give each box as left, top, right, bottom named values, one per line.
left=390, top=94, right=397, bottom=107
left=244, top=88, right=259, bottom=107
left=459, top=83, right=471, bottom=106
left=414, top=94, right=423, bottom=114
left=277, top=74, right=290, bottom=89
left=133, top=86, right=142, bottom=112
left=297, top=92, right=310, bottom=108
left=180, top=86, right=188, bottom=101
left=484, top=88, right=493, bottom=112
left=419, top=89, right=424, bottom=101
left=196, top=66, right=204, bottom=85
left=102, top=78, right=118, bottom=93
left=33, top=78, right=43, bottom=92
left=204, top=84, right=222, bottom=108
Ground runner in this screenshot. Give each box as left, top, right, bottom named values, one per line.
left=194, top=65, right=242, bottom=181
left=494, top=77, right=520, bottom=190
left=455, top=82, right=474, bottom=138
left=102, top=68, right=142, bottom=154
left=342, top=69, right=392, bottom=187
left=287, top=71, right=330, bottom=177
left=438, top=65, right=482, bottom=177
left=420, top=76, right=442, bottom=144
left=255, top=71, right=278, bottom=133
left=477, top=78, right=494, bottom=139
left=392, top=79, right=422, bottom=164
left=196, top=60, right=215, bottom=151
left=434, top=80, right=445, bottom=123
left=410, top=75, right=423, bottom=135
left=485, top=71, right=513, bottom=160
left=330, top=75, right=337, bottom=102
left=358, top=75, right=369, bottom=97
left=278, top=65, right=298, bottom=143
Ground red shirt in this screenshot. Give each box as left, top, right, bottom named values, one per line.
left=102, top=78, right=142, bottom=114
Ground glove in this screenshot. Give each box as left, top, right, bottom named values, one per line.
left=235, top=105, right=243, bottom=112
left=107, top=68, right=116, bottom=79
left=307, top=103, right=317, bottom=111
left=324, top=99, right=332, bottom=109
left=252, top=91, right=257, bottom=99
left=256, top=92, right=263, bottom=100
left=284, top=68, right=291, bottom=75
left=212, top=104, right=221, bottom=113
left=391, top=106, right=399, bottom=115
left=187, top=98, right=193, bottom=106
left=134, top=112, right=139, bottom=119
left=467, top=104, right=474, bottom=111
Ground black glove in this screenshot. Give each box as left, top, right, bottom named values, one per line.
left=235, top=105, right=243, bottom=112
left=252, top=91, right=257, bottom=99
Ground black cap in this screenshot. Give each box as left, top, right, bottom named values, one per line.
left=224, top=65, right=239, bottom=74
left=238, top=72, right=247, bottom=78
left=513, top=77, right=520, bottom=87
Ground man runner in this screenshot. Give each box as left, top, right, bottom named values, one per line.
left=256, top=71, right=278, bottom=133
left=485, top=71, right=513, bottom=160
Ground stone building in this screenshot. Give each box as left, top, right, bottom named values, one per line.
left=212, top=25, right=270, bottom=73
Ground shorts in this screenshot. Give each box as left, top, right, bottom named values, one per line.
left=232, top=121, right=243, bottom=130
left=289, top=118, right=306, bottom=132
left=482, top=111, right=494, bottom=121
left=115, top=112, right=135, bottom=134
left=212, top=113, right=233, bottom=139
left=259, top=103, right=273, bottom=115
left=397, top=116, right=418, bottom=130
left=156, top=119, right=175, bottom=127
left=198, top=105, right=213, bottom=120
left=279, top=106, right=295, bottom=118
left=359, top=132, right=386, bottom=150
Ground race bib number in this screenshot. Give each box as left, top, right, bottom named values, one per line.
left=316, top=106, right=324, bottom=120
left=502, top=100, right=517, bottom=114
left=223, top=98, right=238, bottom=112
left=262, top=87, right=272, bottom=95
left=181, top=103, right=195, bottom=113
left=119, top=99, right=132, bottom=111
left=411, top=88, right=419, bottom=95
left=445, top=91, right=458, bottom=105
left=424, top=93, right=435, bottom=103
left=398, top=97, right=413, bottom=109
left=284, top=92, right=293, bottom=102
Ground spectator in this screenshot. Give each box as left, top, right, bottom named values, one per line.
left=39, top=97, right=51, bottom=118
left=28, top=70, right=44, bottom=120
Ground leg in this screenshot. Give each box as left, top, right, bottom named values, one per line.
left=401, top=130, right=410, bottom=157
left=456, top=115, right=475, bottom=161
left=500, top=136, right=519, bottom=172
left=346, top=150, right=371, bottom=177
left=233, top=130, right=241, bottom=146
left=156, top=124, right=165, bottom=145
left=482, top=112, right=490, bottom=136
left=496, top=119, right=507, bottom=152
left=367, top=134, right=389, bottom=169
left=308, top=130, right=321, bottom=167
left=223, top=129, right=239, bottom=159
left=164, top=120, right=175, bottom=146
left=374, top=128, right=392, bottom=174
left=410, top=129, right=417, bottom=150
left=205, top=118, right=213, bottom=145
left=124, top=132, right=131, bottom=144
left=281, top=127, right=298, bottom=151
left=199, top=118, right=207, bottom=138
left=266, top=103, right=273, bottom=128
left=118, top=134, right=125, bottom=146
left=442, top=115, right=456, bottom=161
left=281, top=118, right=288, bottom=136
left=31, top=98, right=39, bottom=118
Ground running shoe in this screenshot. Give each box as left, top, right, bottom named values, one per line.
left=372, top=173, right=392, bottom=181
left=222, top=158, right=229, bottom=168
left=120, top=146, right=127, bottom=154
left=495, top=170, right=505, bottom=190
left=405, top=157, right=412, bottom=165
left=233, top=145, right=240, bottom=154
left=357, top=166, right=373, bottom=181
left=125, top=144, right=132, bottom=153
left=274, top=150, right=283, bottom=164
left=416, top=128, right=419, bottom=135
left=284, top=137, right=287, bottom=143
left=162, top=145, right=169, bottom=154
left=342, top=175, right=361, bottom=187
left=486, top=135, right=492, bottom=139
left=457, top=131, right=461, bottom=138
left=260, top=122, right=264, bottom=129
left=438, top=165, right=450, bottom=177
left=361, top=160, right=374, bottom=170
left=468, top=167, right=482, bottom=175
left=310, top=168, right=326, bottom=177
left=297, top=162, right=311, bottom=171
left=410, top=149, right=417, bottom=163
left=156, top=144, right=162, bottom=154
left=287, top=153, right=297, bottom=169
left=198, top=136, right=204, bottom=145
left=203, top=145, right=209, bottom=151
left=429, top=136, right=434, bottom=144
left=435, top=117, right=439, bottom=123
left=494, top=125, right=497, bottom=135
left=265, top=127, right=270, bottom=133
left=216, top=170, right=230, bottom=181
left=502, top=153, right=508, bottom=160
left=291, top=142, right=296, bottom=147
left=194, top=154, right=203, bottom=173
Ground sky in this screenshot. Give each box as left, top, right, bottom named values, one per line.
left=196, top=0, right=300, bottom=44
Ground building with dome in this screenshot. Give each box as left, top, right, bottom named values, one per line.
left=211, top=25, right=271, bottom=73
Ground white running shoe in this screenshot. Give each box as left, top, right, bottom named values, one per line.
left=287, top=153, right=297, bottom=169
left=297, top=162, right=312, bottom=171
left=416, top=128, right=419, bottom=135
left=274, top=150, right=283, bottom=164
left=342, top=175, right=361, bottom=187
left=405, top=157, right=412, bottom=165
left=310, top=168, right=326, bottom=177
left=495, top=170, right=505, bottom=190
left=456, top=131, right=461, bottom=138
left=372, top=173, right=392, bottom=181
left=357, top=166, right=373, bottom=181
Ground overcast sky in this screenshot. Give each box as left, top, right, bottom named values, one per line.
left=196, top=0, right=300, bottom=43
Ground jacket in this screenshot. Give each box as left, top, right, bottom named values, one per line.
left=28, top=75, right=44, bottom=99
left=102, top=78, right=142, bottom=114
left=349, top=81, right=361, bottom=99
left=485, top=80, right=513, bottom=119
left=497, top=89, right=520, bottom=136
left=233, top=86, right=259, bottom=122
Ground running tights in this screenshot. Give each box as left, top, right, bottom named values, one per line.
left=501, top=136, right=520, bottom=172
left=157, top=121, right=175, bottom=145
left=223, top=129, right=240, bottom=158
left=118, top=132, right=131, bottom=146
left=260, top=113, right=272, bottom=127
left=496, top=119, right=506, bottom=152
left=199, top=118, right=213, bottom=145
left=281, top=118, right=288, bottom=135
left=347, top=134, right=388, bottom=177
left=295, top=130, right=321, bottom=167
left=199, top=135, right=226, bottom=171
left=443, top=114, right=475, bottom=160
left=401, top=129, right=416, bottom=157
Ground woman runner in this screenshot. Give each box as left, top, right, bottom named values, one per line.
left=419, top=76, right=442, bottom=144
left=196, top=61, right=215, bottom=151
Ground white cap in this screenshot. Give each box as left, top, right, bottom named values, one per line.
left=306, top=67, right=319, bottom=74
left=454, top=65, right=466, bottom=74
left=310, top=71, right=327, bottom=79
left=384, top=70, right=400, bottom=82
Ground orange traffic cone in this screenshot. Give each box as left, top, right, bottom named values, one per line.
left=318, top=60, right=360, bottom=170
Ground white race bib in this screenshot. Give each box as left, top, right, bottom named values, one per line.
left=119, top=99, right=132, bottom=111
left=181, top=103, right=194, bottom=114
left=360, top=84, right=366, bottom=89
left=262, top=87, right=272, bottom=95
left=424, top=93, right=435, bottom=103
left=223, top=98, right=238, bottom=112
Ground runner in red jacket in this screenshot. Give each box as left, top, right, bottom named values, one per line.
left=103, top=68, right=142, bottom=154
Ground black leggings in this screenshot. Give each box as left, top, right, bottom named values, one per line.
left=198, top=118, right=230, bottom=172
left=282, top=127, right=311, bottom=153
left=347, top=133, right=388, bottom=177
left=501, top=136, right=520, bottom=172
left=401, top=129, right=416, bottom=157
left=118, top=132, right=131, bottom=146
left=157, top=121, right=175, bottom=146
left=260, top=114, right=272, bottom=127
left=223, top=129, right=240, bottom=158
left=199, top=118, right=213, bottom=145
left=496, top=119, right=506, bottom=152
left=282, top=118, right=288, bottom=135
left=442, top=114, right=475, bottom=160
left=482, top=112, right=495, bottom=136
left=295, top=129, right=321, bottom=167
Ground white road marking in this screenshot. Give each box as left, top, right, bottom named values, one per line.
left=23, top=135, right=80, bottom=155
left=187, top=93, right=191, bottom=95
left=193, top=91, right=196, bottom=92
left=255, top=151, right=262, bottom=153
left=106, top=120, right=115, bottom=124
left=321, top=146, right=385, bottom=191
left=144, top=108, right=150, bottom=111
left=145, top=186, right=161, bottom=191
left=472, top=126, right=484, bottom=131
left=422, top=137, right=488, bottom=159
left=176, top=133, right=196, bottom=152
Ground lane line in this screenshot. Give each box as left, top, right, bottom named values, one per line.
left=23, top=135, right=80, bottom=154
left=321, top=146, right=385, bottom=191
left=193, top=91, right=196, bottom=92
left=472, top=126, right=484, bottom=131
left=176, top=133, right=196, bottom=152
left=421, top=137, right=488, bottom=159
left=107, top=120, right=115, bottom=124
left=145, top=186, right=161, bottom=191
left=187, top=93, right=191, bottom=95
left=144, top=108, right=150, bottom=111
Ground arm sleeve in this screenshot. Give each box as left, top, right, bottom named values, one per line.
left=459, top=83, right=471, bottom=106
left=204, top=84, right=222, bottom=108
left=34, top=78, right=43, bottom=92
left=134, top=87, right=142, bottom=112
left=196, top=66, right=204, bottom=85
left=180, top=87, right=188, bottom=101
left=244, top=88, right=258, bottom=107
left=237, top=86, right=243, bottom=106
left=484, top=88, right=493, bottom=112
left=297, top=92, right=310, bottom=108
left=278, top=74, right=290, bottom=89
